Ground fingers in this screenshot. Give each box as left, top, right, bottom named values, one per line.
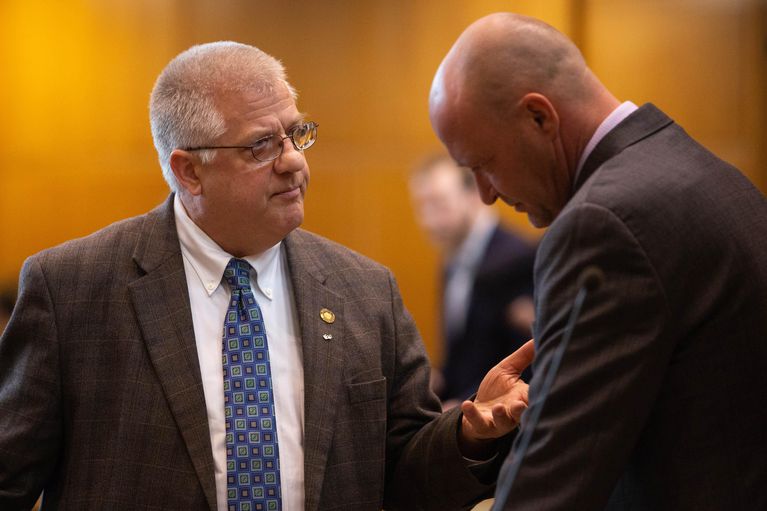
left=498, top=339, right=535, bottom=375
left=507, top=400, right=527, bottom=422
left=462, top=400, right=498, bottom=436
left=491, top=402, right=523, bottom=430
left=461, top=400, right=484, bottom=427
left=462, top=399, right=528, bottom=439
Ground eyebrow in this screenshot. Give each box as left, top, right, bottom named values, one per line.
left=291, top=112, right=308, bottom=126
left=242, top=114, right=308, bottom=143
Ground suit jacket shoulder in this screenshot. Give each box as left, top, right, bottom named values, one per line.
left=0, top=196, right=215, bottom=510
left=31, top=198, right=179, bottom=282
left=285, top=228, right=395, bottom=283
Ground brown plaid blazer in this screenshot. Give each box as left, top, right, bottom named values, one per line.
left=0, top=196, right=499, bottom=510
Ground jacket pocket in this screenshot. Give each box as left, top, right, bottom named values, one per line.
left=347, top=377, right=386, bottom=405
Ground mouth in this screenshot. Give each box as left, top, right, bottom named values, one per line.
left=272, top=184, right=303, bottom=200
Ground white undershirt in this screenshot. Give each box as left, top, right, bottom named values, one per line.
left=173, top=195, right=305, bottom=511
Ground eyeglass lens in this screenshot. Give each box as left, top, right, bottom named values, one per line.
left=253, top=122, right=318, bottom=162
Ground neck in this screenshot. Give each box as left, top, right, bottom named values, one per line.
left=178, top=193, right=277, bottom=258
left=559, top=88, right=621, bottom=180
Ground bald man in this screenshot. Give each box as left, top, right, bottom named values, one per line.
left=430, top=13, right=767, bottom=511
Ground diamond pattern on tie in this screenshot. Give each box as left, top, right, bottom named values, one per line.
left=222, top=258, right=281, bottom=511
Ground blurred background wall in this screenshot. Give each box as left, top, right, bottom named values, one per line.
left=1, top=0, right=765, bottom=364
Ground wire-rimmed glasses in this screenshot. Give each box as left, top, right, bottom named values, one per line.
left=183, top=121, right=319, bottom=162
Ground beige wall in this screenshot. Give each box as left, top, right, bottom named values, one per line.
left=1, top=0, right=764, bottom=363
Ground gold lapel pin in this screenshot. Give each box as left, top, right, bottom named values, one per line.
left=320, top=308, right=335, bottom=324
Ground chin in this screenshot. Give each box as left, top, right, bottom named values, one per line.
left=284, top=209, right=305, bottom=232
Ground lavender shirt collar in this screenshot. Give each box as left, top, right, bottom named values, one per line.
left=574, top=101, right=639, bottom=180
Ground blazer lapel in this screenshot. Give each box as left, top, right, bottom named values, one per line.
left=284, top=231, right=346, bottom=511
left=573, top=103, right=674, bottom=192
left=128, top=196, right=217, bottom=511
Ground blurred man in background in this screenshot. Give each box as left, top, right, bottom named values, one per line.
left=409, top=154, right=535, bottom=408
left=430, top=12, right=767, bottom=510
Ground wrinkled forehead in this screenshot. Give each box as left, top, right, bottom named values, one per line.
left=432, top=84, right=485, bottom=142
left=212, top=82, right=301, bottom=136
left=213, top=78, right=290, bottom=104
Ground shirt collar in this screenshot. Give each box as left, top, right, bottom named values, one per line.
left=173, top=194, right=282, bottom=300
left=575, top=101, right=639, bottom=178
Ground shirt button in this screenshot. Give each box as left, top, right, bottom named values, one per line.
left=265, top=288, right=273, bottom=298
left=206, top=282, right=215, bottom=291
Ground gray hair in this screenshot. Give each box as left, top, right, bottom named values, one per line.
left=149, top=41, right=297, bottom=192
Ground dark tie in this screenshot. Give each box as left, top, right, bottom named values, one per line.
left=222, top=258, right=282, bottom=511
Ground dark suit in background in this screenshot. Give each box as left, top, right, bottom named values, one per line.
left=441, top=224, right=535, bottom=401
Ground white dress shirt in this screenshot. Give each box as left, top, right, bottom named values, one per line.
left=173, top=195, right=305, bottom=511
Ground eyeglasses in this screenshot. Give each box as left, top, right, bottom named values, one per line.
left=182, top=121, right=319, bottom=162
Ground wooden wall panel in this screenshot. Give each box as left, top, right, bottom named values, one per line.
left=583, top=0, right=767, bottom=191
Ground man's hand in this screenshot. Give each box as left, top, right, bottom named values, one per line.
left=457, top=340, right=535, bottom=458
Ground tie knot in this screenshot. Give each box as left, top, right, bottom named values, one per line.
left=224, top=258, right=253, bottom=291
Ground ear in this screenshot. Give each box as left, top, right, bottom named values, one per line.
left=169, top=149, right=203, bottom=196
left=519, top=93, right=560, bottom=140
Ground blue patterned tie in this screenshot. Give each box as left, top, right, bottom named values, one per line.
left=222, top=258, right=282, bottom=511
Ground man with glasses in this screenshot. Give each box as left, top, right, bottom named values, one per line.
left=0, top=42, right=533, bottom=511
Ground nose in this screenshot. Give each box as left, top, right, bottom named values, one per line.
left=474, top=171, right=499, bottom=205
left=272, top=137, right=306, bottom=174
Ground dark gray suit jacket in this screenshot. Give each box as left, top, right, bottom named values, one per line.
left=497, top=104, right=767, bottom=510
left=0, top=196, right=500, bottom=510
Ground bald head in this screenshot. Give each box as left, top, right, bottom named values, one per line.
left=431, top=13, right=599, bottom=122
left=429, top=13, right=619, bottom=228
